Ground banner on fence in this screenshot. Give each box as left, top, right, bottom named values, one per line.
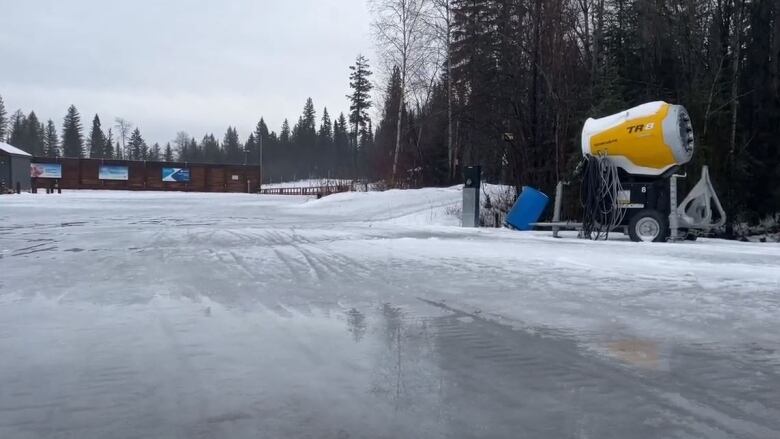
left=30, top=163, right=62, bottom=178
left=162, top=167, right=190, bottom=182
left=99, top=165, right=129, bottom=180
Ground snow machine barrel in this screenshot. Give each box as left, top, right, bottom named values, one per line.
left=581, top=101, right=694, bottom=176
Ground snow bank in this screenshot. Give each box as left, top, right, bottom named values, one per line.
left=297, top=186, right=462, bottom=224
left=294, top=183, right=517, bottom=227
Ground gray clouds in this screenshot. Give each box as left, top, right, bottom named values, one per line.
left=0, top=0, right=373, bottom=144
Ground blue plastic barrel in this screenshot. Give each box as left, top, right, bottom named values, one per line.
left=505, top=186, right=549, bottom=231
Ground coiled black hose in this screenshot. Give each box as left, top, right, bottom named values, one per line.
left=580, top=155, right=626, bottom=240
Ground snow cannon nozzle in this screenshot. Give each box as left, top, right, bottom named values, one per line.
left=581, top=102, right=695, bottom=176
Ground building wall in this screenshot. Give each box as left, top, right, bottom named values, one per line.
left=30, top=158, right=261, bottom=193
left=0, top=153, right=9, bottom=190
left=1, top=153, right=32, bottom=191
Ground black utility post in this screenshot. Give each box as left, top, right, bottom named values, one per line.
left=259, top=134, right=263, bottom=186
left=462, top=166, right=481, bottom=227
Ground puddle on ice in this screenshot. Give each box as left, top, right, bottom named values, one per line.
left=0, top=296, right=778, bottom=439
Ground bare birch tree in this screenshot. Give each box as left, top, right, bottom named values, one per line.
left=372, top=0, right=433, bottom=184
left=174, top=131, right=191, bottom=159
left=114, top=117, right=133, bottom=160
left=428, top=0, right=454, bottom=179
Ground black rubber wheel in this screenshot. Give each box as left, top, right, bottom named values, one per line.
left=628, top=209, right=669, bottom=242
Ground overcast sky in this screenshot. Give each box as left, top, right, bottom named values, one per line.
left=0, top=0, right=374, bottom=146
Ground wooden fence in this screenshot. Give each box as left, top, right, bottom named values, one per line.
left=30, top=157, right=261, bottom=193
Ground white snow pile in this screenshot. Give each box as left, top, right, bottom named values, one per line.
left=297, top=186, right=463, bottom=225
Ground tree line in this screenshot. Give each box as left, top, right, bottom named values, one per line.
left=366, top=0, right=779, bottom=224
left=3, top=0, right=778, bottom=223
left=0, top=54, right=375, bottom=182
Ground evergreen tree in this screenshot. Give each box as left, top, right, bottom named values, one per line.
left=188, top=138, right=200, bottom=162
left=8, top=110, right=25, bottom=148
left=277, top=119, right=293, bottom=179
left=88, top=114, right=106, bottom=158
left=251, top=118, right=269, bottom=169
left=149, top=142, right=161, bottom=161
left=254, top=118, right=269, bottom=147
left=164, top=142, right=174, bottom=161
left=447, top=0, right=502, bottom=181
left=128, top=127, right=147, bottom=160
left=333, top=112, right=350, bottom=177
left=222, top=126, right=242, bottom=164
left=300, top=98, right=317, bottom=133
left=280, top=119, right=291, bottom=145
left=347, top=55, right=373, bottom=176
left=294, top=98, right=318, bottom=175
left=23, top=111, right=45, bottom=156
left=318, top=107, right=333, bottom=174
left=44, top=119, right=59, bottom=157
left=0, top=95, right=7, bottom=142
left=115, top=140, right=123, bottom=159
left=253, top=118, right=269, bottom=164
left=318, top=107, right=333, bottom=142
left=104, top=129, right=114, bottom=158
left=202, top=134, right=221, bottom=163
left=245, top=133, right=257, bottom=165
left=61, top=105, right=84, bottom=158
left=360, top=119, right=374, bottom=153
left=8, top=110, right=45, bottom=155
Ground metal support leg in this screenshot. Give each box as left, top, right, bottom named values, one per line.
left=668, top=175, right=680, bottom=242
left=552, top=181, right=563, bottom=238
left=677, top=166, right=726, bottom=231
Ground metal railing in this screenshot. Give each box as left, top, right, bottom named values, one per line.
left=258, top=185, right=351, bottom=197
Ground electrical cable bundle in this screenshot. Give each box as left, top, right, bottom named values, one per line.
left=580, top=154, right=626, bottom=240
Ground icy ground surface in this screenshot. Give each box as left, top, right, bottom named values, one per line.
left=1, top=189, right=779, bottom=439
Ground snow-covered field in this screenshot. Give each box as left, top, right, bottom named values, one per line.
left=1, top=189, right=779, bottom=438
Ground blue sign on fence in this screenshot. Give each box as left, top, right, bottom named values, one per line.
left=99, top=165, right=129, bottom=180
left=162, top=167, right=190, bottom=182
